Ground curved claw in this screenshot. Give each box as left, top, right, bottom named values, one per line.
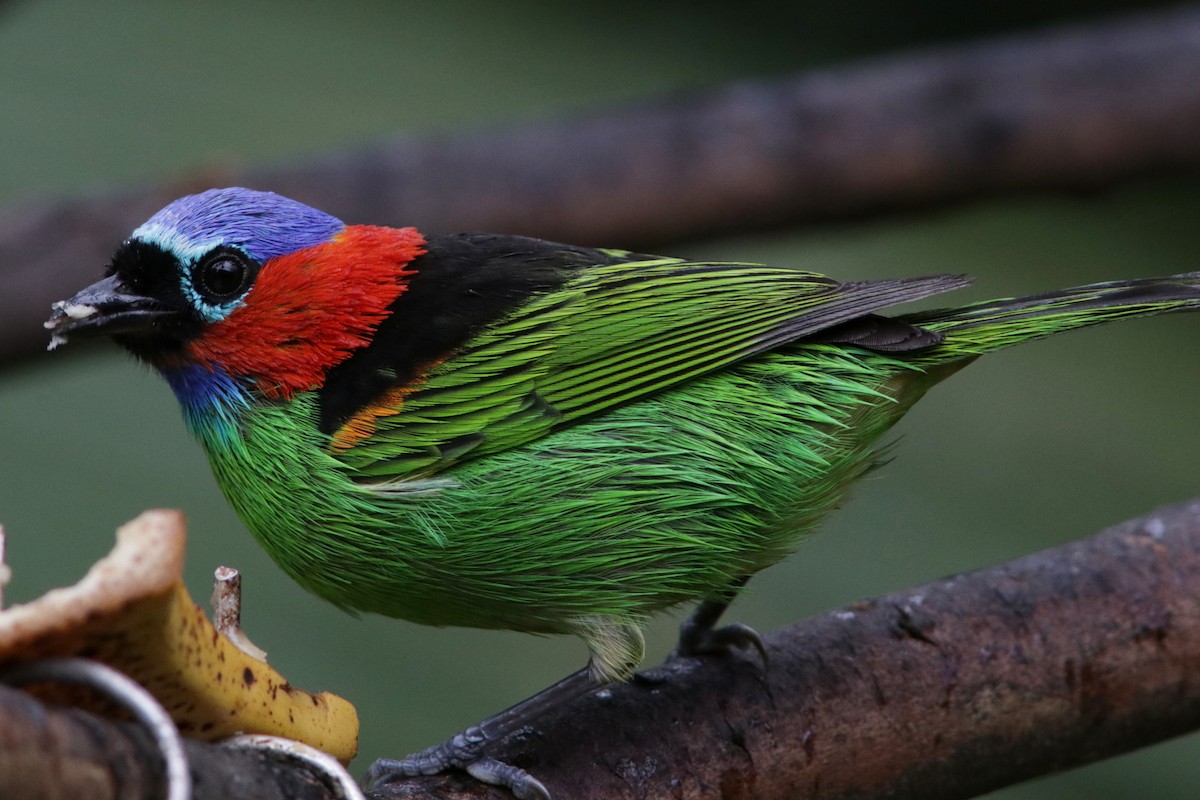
left=363, top=757, right=416, bottom=786
left=466, top=756, right=551, bottom=800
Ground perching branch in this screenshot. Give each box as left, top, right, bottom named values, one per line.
left=3, top=499, right=1199, bottom=799
left=0, top=682, right=340, bottom=800
left=5, top=5, right=1200, bottom=365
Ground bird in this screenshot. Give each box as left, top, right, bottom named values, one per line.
left=45, top=187, right=1200, bottom=798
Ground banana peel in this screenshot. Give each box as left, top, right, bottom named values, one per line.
left=0, top=510, right=359, bottom=763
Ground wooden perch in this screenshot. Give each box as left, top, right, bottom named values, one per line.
left=3, top=499, right=1199, bottom=799
left=5, top=5, right=1200, bottom=365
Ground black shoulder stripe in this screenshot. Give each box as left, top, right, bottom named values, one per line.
left=316, top=233, right=636, bottom=435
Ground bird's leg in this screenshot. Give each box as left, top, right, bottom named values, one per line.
left=365, top=667, right=593, bottom=800
left=672, top=576, right=768, bottom=664
left=366, top=618, right=643, bottom=800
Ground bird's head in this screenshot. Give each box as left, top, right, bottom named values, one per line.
left=46, top=188, right=425, bottom=402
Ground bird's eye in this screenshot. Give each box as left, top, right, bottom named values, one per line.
left=193, top=249, right=257, bottom=303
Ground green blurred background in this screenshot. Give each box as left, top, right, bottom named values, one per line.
left=2, top=1, right=1198, bottom=796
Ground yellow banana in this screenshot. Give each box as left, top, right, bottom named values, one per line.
left=0, top=510, right=359, bottom=763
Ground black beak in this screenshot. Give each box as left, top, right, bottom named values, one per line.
left=44, top=274, right=173, bottom=349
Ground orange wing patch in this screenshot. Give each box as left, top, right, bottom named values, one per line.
left=328, top=384, right=417, bottom=452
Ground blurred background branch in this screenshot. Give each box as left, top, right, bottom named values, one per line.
left=4, top=499, right=1199, bottom=799
left=4, top=5, right=1200, bottom=365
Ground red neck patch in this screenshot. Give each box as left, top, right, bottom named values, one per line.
left=187, top=225, right=425, bottom=399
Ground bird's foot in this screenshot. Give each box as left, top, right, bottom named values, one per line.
left=667, top=578, right=766, bottom=667
left=671, top=619, right=768, bottom=666
left=364, top=726, right=550, bottom=800
left=366, top=667, right=592, bottom=799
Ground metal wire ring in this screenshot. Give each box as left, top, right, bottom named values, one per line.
left=1, top=657, right=191, bottom=800
left=220, top=733, right=367, bottom=800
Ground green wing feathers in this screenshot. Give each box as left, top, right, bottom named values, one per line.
left=336, top=257, right=1200, bottom=484
left=339, top=258, right=967, bottom=478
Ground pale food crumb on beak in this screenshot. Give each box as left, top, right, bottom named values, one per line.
left=44, top=301, right=100, bottom=350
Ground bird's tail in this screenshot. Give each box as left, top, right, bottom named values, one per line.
left=898, top=271, right=1200, bottom=359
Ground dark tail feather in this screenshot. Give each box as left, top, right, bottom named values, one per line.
left=897, top=271, right=1200, bottom=357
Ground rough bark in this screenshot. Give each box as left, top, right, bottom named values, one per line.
left=5, top=6, right=1200, bottom=365
left=3, top=500, right=1199, bottom=799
